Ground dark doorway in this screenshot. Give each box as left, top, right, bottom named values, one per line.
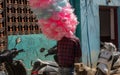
left=99, top=6, right=118, bottom=48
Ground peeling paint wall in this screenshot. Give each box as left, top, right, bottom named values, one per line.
left=80, top=0, right=120, bottom=67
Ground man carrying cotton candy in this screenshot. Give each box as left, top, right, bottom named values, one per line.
left=29, top=0, right=82, bottom=75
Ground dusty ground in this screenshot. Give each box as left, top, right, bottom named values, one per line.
left=74, top=63, right=120, bottom=75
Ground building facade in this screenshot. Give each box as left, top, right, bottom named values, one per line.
left=0, top=0, right=41, bottom=51
left=80, top=0, right=120, bottom=67
left=3, top=0, right=56, bottom=69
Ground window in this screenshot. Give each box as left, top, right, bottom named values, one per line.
left=18, top=25, right=22, bottom=31
left=23, top=16, right=28, bottom=22
left=17, top=7, right=22, bottom=13
left=7, top=17, right=10, bottom=22
left=12, top=25, right=16, bottom=31
left=29, top=16, right=33, bottom=22
left=8, top=26, right=10, bottom=31
left=18, top=16, right=22, bottom=22
left=7, top=7, right=10, bottom=13
left=23, top=8, right=27, bottom=13
left=11, top=17, right=16, bottom=22
left=29, top=25, right=33, bottom=30
left=11, top=7, right=15, bottom=13
left=23, top=0, right=27, bottom=4
left=35, top=25, right=39, bottom=30
left=24, top=25, right=28, bottom=30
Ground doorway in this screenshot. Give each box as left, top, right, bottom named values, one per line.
left=99, top=6, right=118, bottom=48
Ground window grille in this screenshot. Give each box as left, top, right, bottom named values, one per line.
left=0, top=0, right=42, bottom=50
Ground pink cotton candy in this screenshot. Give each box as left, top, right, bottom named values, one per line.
left=29, top=0, right=53, bottom=9
left=38, top=7, right=78, bottom=40
left=30, top=0, right=79, bottom=40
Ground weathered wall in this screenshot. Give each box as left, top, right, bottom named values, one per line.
left=80, top=0, right=120, bottom=67
left=8, top=34, right=56, bottom=69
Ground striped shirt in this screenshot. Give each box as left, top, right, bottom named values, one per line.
left=57, top=36, right=81, bottom=67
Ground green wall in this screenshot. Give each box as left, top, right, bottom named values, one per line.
left=8, top=34, right=56, bottom=69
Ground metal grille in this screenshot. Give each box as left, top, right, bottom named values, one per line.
left=0, top=0, right=42, bottom=51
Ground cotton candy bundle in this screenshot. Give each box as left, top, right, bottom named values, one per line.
left=29, top=0, right=79, bottom=40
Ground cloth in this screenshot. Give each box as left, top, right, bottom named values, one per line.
left=57, top=36, right=81, bottom=67
left=58, top=67, right=74, bottom=75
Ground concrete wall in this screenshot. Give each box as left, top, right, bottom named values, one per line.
left=80, top=0, right=120, bottom=67
left=8, top=34, right=56, bottom=69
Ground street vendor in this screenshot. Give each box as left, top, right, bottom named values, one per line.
left=29, top=0, right=82, bottom=75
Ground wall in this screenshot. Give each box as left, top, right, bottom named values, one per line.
left=80, top=0, right=120, bottom=67
left=8, top=34, right=56, bottom=69
left=69, top=0, right=81, bottom=39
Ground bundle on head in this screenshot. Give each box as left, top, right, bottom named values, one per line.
left=29, top=0, right=79, bottom=40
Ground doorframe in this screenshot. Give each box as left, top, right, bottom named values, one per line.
left=99, top=6, right=118, bottom=48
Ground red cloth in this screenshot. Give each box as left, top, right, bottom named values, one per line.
left=57, top=36, right=81, bottom=67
